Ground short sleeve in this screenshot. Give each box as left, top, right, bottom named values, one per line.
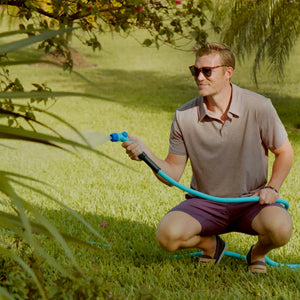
left=259, top=99, right=287, bottom=150
left=168, top=112, right=187, bottom=156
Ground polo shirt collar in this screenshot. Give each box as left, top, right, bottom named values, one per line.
left=197, top=83, right=243, bottom=121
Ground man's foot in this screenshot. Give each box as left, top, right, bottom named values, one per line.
left=199, top=235, right=226, bottom=265
left=246, top=245, right=267, bottom=274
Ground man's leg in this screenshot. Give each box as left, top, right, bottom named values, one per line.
left=156, top=211, right=218, bottom=258
left=250, top=206, right=293, bottom=263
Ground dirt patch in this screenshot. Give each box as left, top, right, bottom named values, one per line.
left=36, top=48, right=96, bottom=69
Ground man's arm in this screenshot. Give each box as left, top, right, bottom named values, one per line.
left=121, top=135, right=187, bottom=185
left=258, top=138, right=294, bottom=204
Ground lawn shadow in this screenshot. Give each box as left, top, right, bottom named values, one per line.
left=35, top=205, right=261, bottom=270
left=35, top=205, right=170, bottom=265
left=78, top=68, right=300, bottom=130
left=78, top=68, right=197, bottom=114
left=261, top=91, right=300, bottom=130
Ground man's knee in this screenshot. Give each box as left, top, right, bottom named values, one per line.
left=269, top=217, right=293, bottom=246
left=254, top=206, right=293, bottom=246
left=156, top=211, right=202, bottom=252
left=275, top=225, right=293, bottom=245
left=156, top=223, right=182, bottom=252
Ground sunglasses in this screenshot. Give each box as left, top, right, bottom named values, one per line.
left=189, top=65, right=227, bottom=78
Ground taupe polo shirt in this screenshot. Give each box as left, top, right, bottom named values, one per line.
left=169, top=84, right=287, bottom=198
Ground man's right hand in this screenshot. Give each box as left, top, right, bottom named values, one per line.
left=121, top=135, right=147, bottom=161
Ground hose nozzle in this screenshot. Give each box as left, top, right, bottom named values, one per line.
left=110, top=131, right=161, bottom=173
left=110, top=131, right=130, bottom=142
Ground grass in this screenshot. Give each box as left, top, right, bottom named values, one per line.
left=1, top=29, right=300, bottom=298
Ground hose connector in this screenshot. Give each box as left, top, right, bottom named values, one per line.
left=110, top=131, right=130, bottom=142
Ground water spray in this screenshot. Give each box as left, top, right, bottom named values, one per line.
left=110, top=131, right=299, bottom=269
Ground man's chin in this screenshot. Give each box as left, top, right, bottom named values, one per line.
left=198, top=90, right=207, bottom=97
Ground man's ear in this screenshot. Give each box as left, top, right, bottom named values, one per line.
left=226, top=67, right=234, bottom=80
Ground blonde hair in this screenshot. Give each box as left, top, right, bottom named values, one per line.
left=193, top=42, right=235, bottom=69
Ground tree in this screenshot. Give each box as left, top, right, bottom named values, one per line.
left=0, top=0, right=215, bottom=60
left=2, top=0, right=299, bottom=81
left=212, top=0, right=300, bottom=83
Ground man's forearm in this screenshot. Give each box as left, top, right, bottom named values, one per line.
left=268, top=141, right=294, bottom=191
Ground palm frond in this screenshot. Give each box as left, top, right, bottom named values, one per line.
left=0, top=24, right=113, bottom=297
left=0, top=124, right=134, bottom=170
left=3, top=171, right=105, bottom=241
left=0, top=28, right=52, bottom=38
left=213, top=0, right=300, bottom=82
left=0, top=91, right=114, bottom=101
left=0, top=286, right=14, bottom=300
left=0, top=27, right=75, bottom=55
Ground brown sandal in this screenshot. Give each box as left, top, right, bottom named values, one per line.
left=199, top=235, right=226, bottom=265
left=246, top=245, right=267, bottom=274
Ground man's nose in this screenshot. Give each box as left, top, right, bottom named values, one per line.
left=197, top=71, right=206, bottom=80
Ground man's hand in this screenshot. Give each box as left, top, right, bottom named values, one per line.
left=255, top=187, right=279, bottom=205
left=121, top=135, right=147, bottom=161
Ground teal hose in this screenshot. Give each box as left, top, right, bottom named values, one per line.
left=110, top=131, right=299, bottom=269
left=156, top=170, right=289, bottom=209
left=110, top=131, right=289, bottom=209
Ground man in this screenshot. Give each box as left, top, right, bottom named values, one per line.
left=122, top=42, right=293, bottom=273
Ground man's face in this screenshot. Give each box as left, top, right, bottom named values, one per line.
left=193, top=52, right=231, bottom=98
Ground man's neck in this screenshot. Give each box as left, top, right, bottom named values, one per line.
left=204, top=84, right=232, bottom=121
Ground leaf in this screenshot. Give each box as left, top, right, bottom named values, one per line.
left=0, top=286, right=14, bottom=300
left=0, top=122, right=135, bottom=170
left=0, top=27, right=75, bottom=55
left=0, top=125, right=98, bottom=151
left=142, top=39, right=153, bottom=47
left=0, top=91, right=115, bottom=102
left=0, top=28, right=47, bottom=39
left=2, top=171, right=107, bottom=243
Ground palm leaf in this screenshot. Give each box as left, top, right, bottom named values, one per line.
left=0, top=59, right=63, bottom=68
left=4, top=171, right=105, bottom=242
left=0, top=91, right=115, bottom=102
left=0, top=213, right=71, bottom=278
left=0, top=212, right=95, bottom=249
left=0, top=124, right=98, bottom=151
left=213, top=0, right=300, bottom=83
left=0, top=125, right=133, bottom=169
left=0, top=174, right=82, bottom=276
left=0, top=28, right=50, bottom=38
left=0, top=23, right=120, bottom=297
left=0, top=27, right=75, bottom=55
left=0, top=286, right=14, bottom=300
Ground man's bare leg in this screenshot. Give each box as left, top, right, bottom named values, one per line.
left=156, top=211, right=217, bottom=257
left=251, top=206, right=293, bottom=263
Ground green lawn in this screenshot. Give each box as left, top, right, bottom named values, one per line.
left=1, top=30, right=300, bottom=299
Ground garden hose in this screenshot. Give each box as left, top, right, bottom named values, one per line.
left=110, top=131, right=300, bottom=269
left=110, top=131, right=289, bottom=209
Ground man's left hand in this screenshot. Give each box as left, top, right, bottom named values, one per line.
left=255, top=188, right=279, bottom=205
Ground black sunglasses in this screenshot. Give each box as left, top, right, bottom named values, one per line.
left=189, top=65, right=228, bottom=78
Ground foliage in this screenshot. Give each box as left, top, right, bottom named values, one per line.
left=0, top=27, right=113, bottom=298
left=1, top=0, right=215, bottom=52
left=0, top=252, right=110, bottom=299
left=212, top=0, right=300, bottom=83
left=2, top=1, right=300, bottom=82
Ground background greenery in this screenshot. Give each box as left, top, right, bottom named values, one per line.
left=1, top=26, right=299, bottom=299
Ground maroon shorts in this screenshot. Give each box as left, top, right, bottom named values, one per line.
left=168, top=195, right=285, bottom=236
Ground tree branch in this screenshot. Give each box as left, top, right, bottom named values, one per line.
left=2, top=0, right=134, bottom=23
